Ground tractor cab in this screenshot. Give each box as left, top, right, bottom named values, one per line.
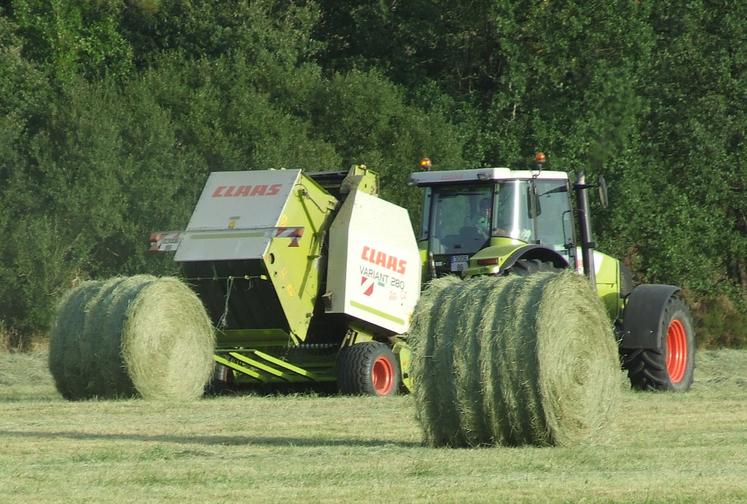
left=410, top=166, right=576, bottom=278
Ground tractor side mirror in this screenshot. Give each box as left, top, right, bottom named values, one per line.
left=598, top=175, right=608, bottom=209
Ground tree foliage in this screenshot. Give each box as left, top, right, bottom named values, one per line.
left=0, top=0, right=745, bottom=346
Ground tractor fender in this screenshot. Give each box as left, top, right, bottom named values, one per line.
left=499, top=245, right=569, bottom=274
left=620, top=284, right=680, bottom=349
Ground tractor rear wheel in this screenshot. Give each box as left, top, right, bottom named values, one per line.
left=338, top=341, right=400, bottom=396
left=622, top=295, right=695, bottom=392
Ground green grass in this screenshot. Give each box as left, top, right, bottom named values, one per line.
left=1, top=350, right=746, bottom=503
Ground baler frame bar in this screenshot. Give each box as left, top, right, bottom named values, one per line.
left=149, top=226, right=305, bottom=252
left=213, top=349, right=334, bottom=383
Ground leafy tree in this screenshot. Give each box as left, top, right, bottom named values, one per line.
left=307, top=68, right=467, bottom=207
left=316, top=1, right=652, bottom=168
left=0, top=13, right=56, bottom=334
left=611, top=1, right=747, bottom=299
left=11, top=0, right=133, bottom=81
left=0, top=0, right=744, bottom=347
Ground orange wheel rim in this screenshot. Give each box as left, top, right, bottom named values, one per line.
left=372, top=356, right=394, bottom=395
left=666, top=319, right=688, bottom=383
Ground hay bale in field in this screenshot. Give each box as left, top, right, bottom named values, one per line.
left=79, top=277, right=128, bottom=397
left=48, top=276, right=215, bottom=401
left=535, top=273, right=624, bottom=447
left=408, top=276, right=464, bottom=444
left=122, top=277, right=215, bottom=400
left=409, top=271, right=624, bottom=448
left=48, top=280, right=104, bottom=400
left=92, top=275, right=157, bottom=398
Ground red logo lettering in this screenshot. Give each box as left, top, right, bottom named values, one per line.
left=235, top=185, right=252, bottom=197
left=360, top=246, right=407, bottom=274
left=397, top=259, right=407, bottom=275
left=375, top=251, right=387, bottom=267
left=251, top=184, right=268, bottom=196
left=212, top=183, right=284, bottom=198
left=386, top=255, right=398, bottom=271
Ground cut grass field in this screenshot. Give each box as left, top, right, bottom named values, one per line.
left=1, top=349, right=746, bottom=503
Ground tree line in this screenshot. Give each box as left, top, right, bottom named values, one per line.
left=0, top=0, right=744, bottom=347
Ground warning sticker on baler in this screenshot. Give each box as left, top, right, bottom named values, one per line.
left=360, top=276, right=375, bottom=296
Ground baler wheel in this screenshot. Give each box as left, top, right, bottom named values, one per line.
left=338, top=341, right=400, bottom=396
left=623, top=294, right=695, bottom=392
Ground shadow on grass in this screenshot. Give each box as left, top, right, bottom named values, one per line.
left=0, top=429, right=422, bottom=448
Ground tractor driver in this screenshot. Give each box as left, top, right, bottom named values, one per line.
left=457, top=196, right=492, bottom=246
left=493, top=190, right=512, bottom=238
left=473, top=197, right=492, bottom=240
left=477, top=197, right=491, bottom=227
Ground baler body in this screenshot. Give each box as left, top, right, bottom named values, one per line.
left=151, top=166, right=420, bottom=389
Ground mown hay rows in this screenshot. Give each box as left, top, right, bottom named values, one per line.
left=48, top=276, right=215, bottom=401
left=410, top=271, right=624, bottom=447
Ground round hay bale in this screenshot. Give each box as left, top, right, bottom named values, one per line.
left=122, top=277, right=215, bottom=400
left=409, top=275, right=464, bottom=445
left=410, top=271, right=624, bottom=448
left=48, top=280, right=104, bottom=400
left=93, top=275, right=158, bottom=398
left=48, top=276, right=215, bottom=401
left=79, top=277, right=128, bottom=397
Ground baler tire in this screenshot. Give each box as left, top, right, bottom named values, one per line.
left=622, top=295, right=694, bottom=392
left=338, top=341, right=400, bottom=397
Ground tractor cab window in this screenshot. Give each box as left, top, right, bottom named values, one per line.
left=493, top=179, right=573, bottom=252
left=534, top=179, right=573, bottom=253
left=493, top=181, right=532, bottom=241
left=428, top=185, right=492, bottom=255
left=426, top=178, right=573, bottom=260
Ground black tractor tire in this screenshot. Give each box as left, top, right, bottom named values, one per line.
left=622, top=294, right=695, bottom=392
left=508, top=258, right=565, bottom=275
left=338, top=341, right=400, bottom=396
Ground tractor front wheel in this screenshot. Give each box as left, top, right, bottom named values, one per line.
left=623, top=294, right=695, bottom=392
left=338, top=341, right=400, bottom=396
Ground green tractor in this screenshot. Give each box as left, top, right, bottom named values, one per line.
left=410, top=154, right=695, bottom=392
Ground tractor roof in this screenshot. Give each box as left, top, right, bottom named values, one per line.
left=409, top=168, right=569, bottom=187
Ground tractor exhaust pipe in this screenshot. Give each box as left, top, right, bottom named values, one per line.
left=574, top=172, right=596, bottom=289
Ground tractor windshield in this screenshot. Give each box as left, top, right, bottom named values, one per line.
left=427, top=179, right=573, bottom=257
left=494, top=179, right=574, bottom=251
left=428, top=185, right=493, bottom=255
left=493, top=181, right=532, bottom=241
